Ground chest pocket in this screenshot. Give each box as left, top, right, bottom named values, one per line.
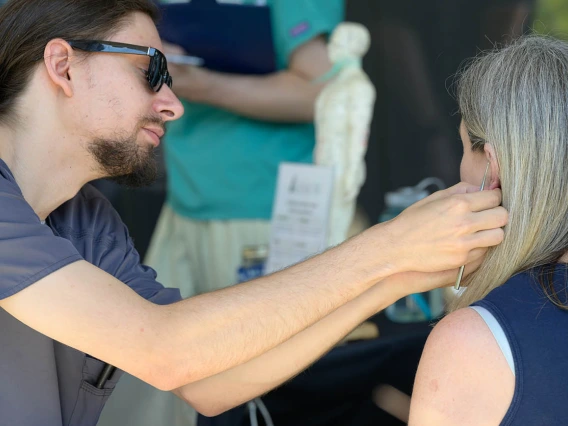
left=67, top=356, right=123, bottom=426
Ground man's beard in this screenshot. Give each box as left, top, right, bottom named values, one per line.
left=88, top=118, right=163, bottom=188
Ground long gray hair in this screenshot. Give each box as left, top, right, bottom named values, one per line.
left=453, top=35, right=568, bottom=310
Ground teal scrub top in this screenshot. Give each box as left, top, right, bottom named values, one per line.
left=164, top=0, right=344, bottom=221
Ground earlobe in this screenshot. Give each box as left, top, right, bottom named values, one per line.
left=488, top=166, right=501, bottom=190
left=43, top=39, right=74, bottom=98
left=484, top=144, right=501, bottom=190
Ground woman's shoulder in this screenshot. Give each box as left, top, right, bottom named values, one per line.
left=408, top=308, right=515, bottom=425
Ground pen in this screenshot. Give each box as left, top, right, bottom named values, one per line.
left=96, top=364, right=116, bottom=389
left=165, top=54, right=204, bottom=66
left=454, top=162, right=490, bottom=291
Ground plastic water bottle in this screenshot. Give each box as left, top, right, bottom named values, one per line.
left=237, top=245, right=268, bottom=284
left=381, top=178, right=446, bottom=323
left=379, top=186, right=429, bottom=222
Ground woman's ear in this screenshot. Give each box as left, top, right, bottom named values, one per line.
left=484, top=144, right=501, bottom=190
left=43, top=39, right=75, bottom=98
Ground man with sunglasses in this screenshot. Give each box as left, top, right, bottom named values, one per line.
left=68, top=40, right=173, bottom=92
left=0, top=1, right=508, bottom=425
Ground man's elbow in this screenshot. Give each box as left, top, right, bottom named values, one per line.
left=174, top=384, right=241, bottom=417
left=190, top=396, right=237, bottom=418
left=143, top=365, right=200, bottom=393
left=176, top=391, right=233, bottom=417
left=195, top=404, right=231, bottom=419
left=136, top=366, right=178, bottom=392
left=136, top=349, right=198, bottom=392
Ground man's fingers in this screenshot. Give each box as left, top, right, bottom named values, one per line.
left=426, top=183, right=481, bottom=204
left=458, top=188, right=503, bottom=212
left=466, top=228, right=505, bottom=252
left=444, top=182, right=481, bottom=196
left=386, top=182, right=508, bottom=274
left=446, top=251, right=485, bottom=285
left=413, top=184, right=500, bottom=212
left=463, top=255, right=484, bottom=276
left=436, top=254, right=484, bottom=289
left=411, top=183, right=475, bottom=208
left=463, top=247, right=488, bottom=265
left=470, top=207, right=509, bottom=232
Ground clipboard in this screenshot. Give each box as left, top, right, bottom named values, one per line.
left=157, top=0, right=277, bottom=75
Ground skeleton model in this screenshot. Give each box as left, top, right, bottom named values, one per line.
left=314, top=22, right=376, bottom=247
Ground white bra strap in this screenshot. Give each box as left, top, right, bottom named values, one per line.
left=470, top=306, right=515, bottom=376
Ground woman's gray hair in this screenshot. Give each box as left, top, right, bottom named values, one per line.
left=453, top=35, right=568, bottom=310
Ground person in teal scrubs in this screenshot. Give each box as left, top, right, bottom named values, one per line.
left=145, top=0, right=345, bottom=297
left=100, top=2, right=345, bottom=425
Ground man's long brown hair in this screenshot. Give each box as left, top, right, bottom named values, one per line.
left=0, top=0, right=160, bottom=125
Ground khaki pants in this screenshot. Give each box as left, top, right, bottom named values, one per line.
left=99, top=206, right=271, bottom=426
left=146, top=204, right=271, bottom=296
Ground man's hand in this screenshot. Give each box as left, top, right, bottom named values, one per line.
left=161, top=41, right=213, bottom=103
left=377, top=183, right=507, bottom=279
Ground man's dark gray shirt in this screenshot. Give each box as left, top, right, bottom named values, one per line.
left=0, top=159, right=182, bottom=426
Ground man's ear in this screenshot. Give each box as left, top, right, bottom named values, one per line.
left=43, top=39, right=75, bottom=97
left=484, top=143, right=501, bottom=190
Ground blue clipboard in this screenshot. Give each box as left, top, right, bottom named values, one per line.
left=157, top=0, right=277, bottom=75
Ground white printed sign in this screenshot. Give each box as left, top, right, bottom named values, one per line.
left=265, top=163, right=334, bottom=274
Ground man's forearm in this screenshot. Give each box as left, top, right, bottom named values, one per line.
left=175, top=69, right=323, bottom=122
left=174, top=279, right=393, bottom=416
left=174, top=265, right=479, bottom=416
left=157, top=228, right=396, bottom=389
left=1, top=185, right=506, bottom=393
left=155, top=186, right=506, bottom=389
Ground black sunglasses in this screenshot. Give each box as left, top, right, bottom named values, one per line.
left=67, top=40, right=173, bottom=92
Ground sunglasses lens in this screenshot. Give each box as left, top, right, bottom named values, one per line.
left=149, top=60, right=161, bottom=91
left=148, top=52, right=171, bottom=92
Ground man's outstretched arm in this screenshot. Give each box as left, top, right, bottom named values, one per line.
left=0, top=185, right=507, bottom=395
left=173, top=262, right=482, bottom=417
